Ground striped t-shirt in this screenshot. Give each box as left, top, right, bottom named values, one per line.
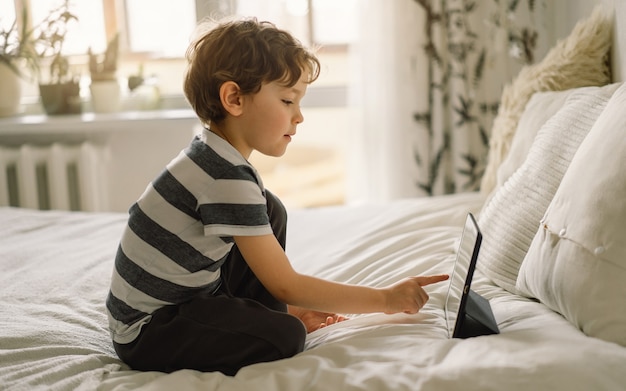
left=106, top=128, right=273, bottom=344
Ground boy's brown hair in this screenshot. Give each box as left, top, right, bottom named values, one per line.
left=184, top=18, right=320, bottom=125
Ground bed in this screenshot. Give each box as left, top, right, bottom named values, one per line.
left=2, top=4, right=626, bottom=391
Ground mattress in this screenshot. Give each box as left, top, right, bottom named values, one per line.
left=1, top=192, right=625, bottom=391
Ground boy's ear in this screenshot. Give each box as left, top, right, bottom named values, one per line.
left=219, top=81, right=244, bottom=117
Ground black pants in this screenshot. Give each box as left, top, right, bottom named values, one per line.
left=113, top=191, right=306, bottom=376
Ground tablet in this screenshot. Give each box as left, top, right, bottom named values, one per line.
left=444, top=213, right=499, bottom=338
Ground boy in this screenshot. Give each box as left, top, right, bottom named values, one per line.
left=106, top=18, right=448, bottom=376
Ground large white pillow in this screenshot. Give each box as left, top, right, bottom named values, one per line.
left=476, top=83, right=621, bottom=293
left=516, top=82, right=626, bottom=347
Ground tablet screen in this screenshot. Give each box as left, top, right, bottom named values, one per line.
left=444, top=213, right=481, bottom=338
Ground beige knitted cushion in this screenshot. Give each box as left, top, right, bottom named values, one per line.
left=476, top=83, right=620, bottom=293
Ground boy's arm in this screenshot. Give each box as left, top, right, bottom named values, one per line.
left=234, top=234, right=448, bottom=315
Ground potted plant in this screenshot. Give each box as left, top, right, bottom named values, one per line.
left=126, top=63, right=161, bottom=110
left=0, top=6, right=41, bottom=116
left=35, top=2, right=81, bottom=115
left=88, top=33, right=121, bottom=113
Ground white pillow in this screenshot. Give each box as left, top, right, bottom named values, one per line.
left=516, top=82, right=626, bottom=347
left=477, top=83, right=621, bottom=293
left=495, top=89, right=574, bottom=188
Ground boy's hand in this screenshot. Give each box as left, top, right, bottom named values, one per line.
left=288, top=306, right=348, bottom=333
left=383, top=275, right=449, bottom=315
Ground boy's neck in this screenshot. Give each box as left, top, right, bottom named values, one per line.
left=205, top=126, right=252, bottom=161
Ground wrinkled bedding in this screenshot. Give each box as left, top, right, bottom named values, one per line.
left=1, top=192, right=625, bottom=391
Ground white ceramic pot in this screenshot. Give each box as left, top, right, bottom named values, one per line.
left=0, top=62, right=22, bottom=117
left=90, top=80, right=121, bottom=113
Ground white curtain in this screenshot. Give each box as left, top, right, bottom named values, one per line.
left=347, top=0, right=550, bottom=202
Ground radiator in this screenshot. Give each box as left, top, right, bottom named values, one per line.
left=0, top=142, right=108, bottom=211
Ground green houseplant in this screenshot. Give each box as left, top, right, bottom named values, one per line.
left=88, top=33, right=119, bottom=82
left=0, top=1, right=79, bottom=116
left=0, top=6, right=41, bottom=116
left=0, top=6, right=40, bottom=78
left=88, top=33, right=121, bottom=112
left=35, top=2, right=80, bottom=115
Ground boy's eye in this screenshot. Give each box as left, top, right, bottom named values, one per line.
left=282, top=99, right=293, bottom=105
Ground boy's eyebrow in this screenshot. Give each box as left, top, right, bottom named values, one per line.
left=273, top=81, right=307, bottom=99
left=289, top=87, right=305, bottom=96
left=278, top=84, right=304, bottom=95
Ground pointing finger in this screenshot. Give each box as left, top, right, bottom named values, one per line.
left=416, top=274, right=449, bottom=286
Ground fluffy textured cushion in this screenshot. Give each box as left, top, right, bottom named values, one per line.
left=516, top=82, right=626, bottom=347
left=476, top=83, right=620, bottom=293
left=480, top=5, right=612, bottom=195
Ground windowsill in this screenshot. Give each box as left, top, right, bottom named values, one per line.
left=0, top=107, right=200, bottom=135
left=0, top=84, right=347, bottom=127
left=0, top=85, right=347, bottom=143
left=0, top=93, right=199, bottom=134
left=10, top=92, right=189, bottom=114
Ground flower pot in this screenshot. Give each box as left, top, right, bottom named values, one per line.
left=39, top=82, right=82, bottom=115
left=90, top=80, right=121, bottom=113
left=0, top=62, right=22, bottom=117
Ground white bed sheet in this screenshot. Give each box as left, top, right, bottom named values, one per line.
left=1, top=192, right=625, bottom=391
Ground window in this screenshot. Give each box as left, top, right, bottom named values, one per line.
left=29, top=0, right=107, bottom=53
left=4, top=0, right=356, bottom=98
left=0, top=0, right=16, bottom=32
left=311, top=0, right=357, bottom=45
left=4, top=0, right=355, bottom=57
left=124, top=0, right=196, bottom=57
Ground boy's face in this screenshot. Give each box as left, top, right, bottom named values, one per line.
left=236, top=74, right=308, bottom=158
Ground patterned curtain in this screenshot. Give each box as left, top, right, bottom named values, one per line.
left=412, top=0, right=546, bottom=195
left=349, top=0, right=548, bottom=201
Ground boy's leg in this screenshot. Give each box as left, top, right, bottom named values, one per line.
left=114, top=292, right=306, bottom=375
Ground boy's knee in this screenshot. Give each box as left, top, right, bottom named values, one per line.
left=227, top=312, right=305, bottom=374
left=265, top=190, right=286, bottom=221
left=265, top=190, right=287, bottom=246
left=279, top=314, right=306, bottom=357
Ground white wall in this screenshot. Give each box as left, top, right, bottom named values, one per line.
left=544, top=0, right=623, bottom=82
left=552, top=0, right=606, bottom=40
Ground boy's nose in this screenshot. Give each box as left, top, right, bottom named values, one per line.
left=294, top=109, right=304, bottom=124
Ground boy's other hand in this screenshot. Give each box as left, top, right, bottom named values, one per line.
left=288, top=306, right=348, bottom=333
